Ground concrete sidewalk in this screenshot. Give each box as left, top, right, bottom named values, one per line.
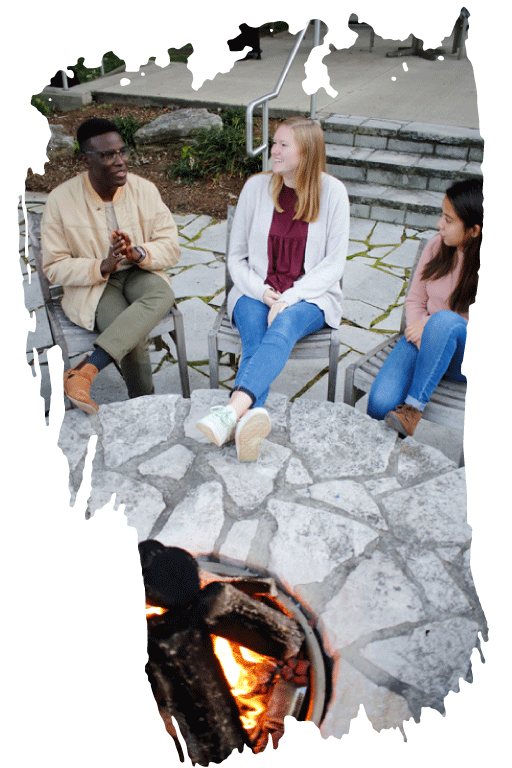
left=46, top=22, right=478, bottom=129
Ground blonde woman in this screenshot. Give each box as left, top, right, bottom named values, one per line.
left=197, top=117, right=349, bottom=460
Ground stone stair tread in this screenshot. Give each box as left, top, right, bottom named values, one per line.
left=323, top=114, right=483, bottom=145
left=344, top=181, right=444, bottom=210
left=326, top=143, right=480, bottom=177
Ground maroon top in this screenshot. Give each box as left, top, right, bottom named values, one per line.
left=265, top=185, right=309, bottom=293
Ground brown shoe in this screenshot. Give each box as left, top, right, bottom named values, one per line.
left=384, top=404, right=422, bottom=437
left=63, top=359, right=99, bottom=414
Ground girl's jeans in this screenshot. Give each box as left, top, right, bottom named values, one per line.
left=367, top=310, right=467, bottom=420
left=232, top=295, right=326, bottom=408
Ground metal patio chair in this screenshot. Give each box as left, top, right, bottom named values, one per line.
left=208, top=206, right=342, bottom=402
left=343, top=238, right=466, bottom=466
left=27, top=210, right=190, bottom=401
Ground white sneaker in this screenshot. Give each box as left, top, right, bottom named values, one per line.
left=196, top=405, right=238, bottom=447
left=235, top=408, right=271, bottom=462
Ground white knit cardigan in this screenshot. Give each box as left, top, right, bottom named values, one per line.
left=227, top=172, right=350, bottom=329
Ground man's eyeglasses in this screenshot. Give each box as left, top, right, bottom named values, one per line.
left=83, top=147, right=130, bottom=165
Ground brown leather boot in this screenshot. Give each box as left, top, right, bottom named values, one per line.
left=63, top=359, right=99, bottom=414
left=384, top=404, right=422, bottom=437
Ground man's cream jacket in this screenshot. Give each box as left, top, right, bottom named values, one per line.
left=41, top=171, right=180, bottom=330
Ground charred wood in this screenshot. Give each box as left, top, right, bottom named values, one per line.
left=198, top=582, right=304, bottom=660
left=146, top=608, right=250, bottom=766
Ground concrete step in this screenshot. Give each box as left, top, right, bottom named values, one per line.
left=322, top=115, right=484, bottom=162
left=322, top=114, right=483, bottom=228
left=343, top=181, right=445, bottom=229
left=326, top=143, right=482, bottom=193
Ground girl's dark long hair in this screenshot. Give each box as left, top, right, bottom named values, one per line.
left=422, top=177, right=483, bottom=313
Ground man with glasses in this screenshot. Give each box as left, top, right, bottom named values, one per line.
left=41, top=117, right=180, bottom=413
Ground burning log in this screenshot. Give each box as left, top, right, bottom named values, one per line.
left=146, top=610, right=250, bottom=765
left=139, top=542, right=310, bottom=764
left=199, top=582, right=304, bottom=661
left=141, top=543, right=250, bottom=765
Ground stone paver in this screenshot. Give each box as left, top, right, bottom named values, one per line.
left=53, top=388, right=486, bottom=740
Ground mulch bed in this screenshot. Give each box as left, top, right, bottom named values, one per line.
left=25, top=103, right=252, bottom=219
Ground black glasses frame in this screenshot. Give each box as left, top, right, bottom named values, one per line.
left=83, top=146, right=130, bottom=164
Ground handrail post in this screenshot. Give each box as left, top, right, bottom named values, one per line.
left=246, top=23, right=311, bottom=170
left=310, top=19, right=321, bottom=120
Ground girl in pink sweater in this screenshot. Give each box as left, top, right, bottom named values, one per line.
left=368, top=177, right=483, bottom=436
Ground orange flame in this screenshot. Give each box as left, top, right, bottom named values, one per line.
left=145, top=605, right=167, bottom=617
left=212, top=635, right=276, bottom=735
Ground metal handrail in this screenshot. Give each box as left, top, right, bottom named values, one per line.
left=246, top=20, right=321, bottom=171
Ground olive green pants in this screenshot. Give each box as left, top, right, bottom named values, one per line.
left=95, top=267, right=174, bottom=398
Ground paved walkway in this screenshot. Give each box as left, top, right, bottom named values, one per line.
left=49, top=23, right=478, bottom=129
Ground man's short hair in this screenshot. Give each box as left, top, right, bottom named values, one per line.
left=77, top=117, right=120, bottom=151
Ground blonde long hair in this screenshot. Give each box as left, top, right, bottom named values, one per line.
left=270, top=117, right=326, bottom=222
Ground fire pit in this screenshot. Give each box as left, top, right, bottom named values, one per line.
left=139, top=542, right=329, bottom=764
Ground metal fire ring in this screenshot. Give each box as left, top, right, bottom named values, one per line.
left=197, top=558, right=327, bottom=727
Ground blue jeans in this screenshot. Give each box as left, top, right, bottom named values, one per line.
left=232, top=296, right=326, bottom=408
left=367, top=310, right=467, bottom=420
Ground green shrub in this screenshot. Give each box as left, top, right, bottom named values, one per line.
left=167, top=108, right=261, bottom=181
left=31, top=95, right=53, bottom=118
left=72, top=52, right=125, bottom=83
left=167, top=44, right=193, bottom=63
left=112, top=114, right=142, bottom=148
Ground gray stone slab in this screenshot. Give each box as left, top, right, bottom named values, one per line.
left=397, top=548, right=470, bottom=612
left=338, top=323, right=388, bottom=353
left=298, top=479, right=388, bottom=530
left=361, top=617, right=479, bottom=700
left=219, top=518, right=260, bottom=563
left=381, top=468, right=470, bottom=545
left=171, top=262, right=225, bottom=299
left=175, top=297, right=219, bottom=361
left=58, top=408, right=96, bottom=471
left=285, top=457, right=313, bottom=485
left=319, top=551, right=425, bottom=649
left=290, top=400, right=397, bottom=479
left=194, top=219, right=228, bottom=253
left=207, top=441, right=291, bottom=509
left=348, top=240, right=369, bottom=257
left=379, top=238, right=423, bottom=267
left=179, top=214, right=213, bottom=240
left=97, top=394, right=180, bottom=468
left=157, top=481, right=225, bottom=556
left=175, top=246, right=218, bottom=267
left=320, top=656, right=413, bottom=739
left=368, top=221, right=406, bottom=245
left=88, top=470, right=166, bottom=541
left=173, top=213, right=197, bottom=228
left=343, top=261, right=404, bottom=309
left=349, top=217, right=375, bottom=241
left=27, top=307, right=53, bottom=352
left=138, top=443, right=195, bottom=480
left=270, top=356, right=328, bottom=400
left=23, top=273, right=44, bottom=312
left=372, top=306, right=403, bottom=332
left=267, top=498, right=379, bottom=587
left=396, top=438, right=456, bottom=483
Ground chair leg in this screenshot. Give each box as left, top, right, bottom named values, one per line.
left=171, top=314, right=190, bottom=398
left=343, top=364, right=356, bottom=406
left=208, top=332, right=220, bottom=389
left=327, top=334, right=339, bottom=402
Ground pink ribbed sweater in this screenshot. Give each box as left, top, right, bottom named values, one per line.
left=405, top=234, right=469, bottom=326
